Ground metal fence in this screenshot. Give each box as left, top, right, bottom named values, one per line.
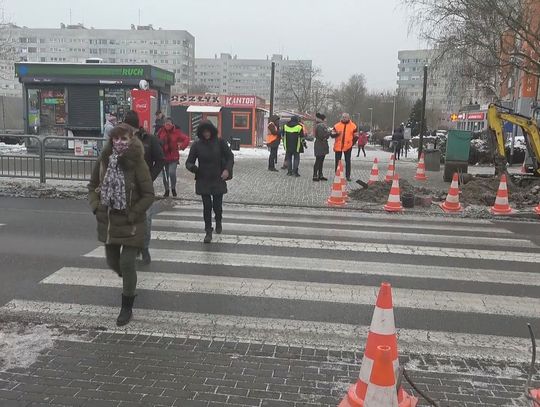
left=0, top=134, right=102, bottom=183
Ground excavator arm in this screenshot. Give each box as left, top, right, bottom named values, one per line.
left=487, top=104, right=540, bottom=176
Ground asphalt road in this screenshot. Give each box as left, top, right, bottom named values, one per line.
left=1, top=196, right=540, bottom=354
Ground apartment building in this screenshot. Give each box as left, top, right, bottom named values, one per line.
left=0, top=23, right=194, bottom=95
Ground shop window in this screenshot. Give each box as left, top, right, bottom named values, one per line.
left=27, top=88, right=66, bottom=136
left=232, top=112, right=250, bottom=130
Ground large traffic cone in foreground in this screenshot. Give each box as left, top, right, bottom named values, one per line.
left=328, top=167, right=346, bottom=207
left=384, top=174, right=403, bottom=212
left=414, top=153, right=428, bottom=181
left=338, top=283, right=418, bottom=407
left=385, top=155, right=395, bottom=183
left=368, top=158, right=379, bottom=185
left=363, top=346, right=399, bottom=406
left=490, top=174, right=515, bottom=215
left=439, top=173, right=463, bottom=213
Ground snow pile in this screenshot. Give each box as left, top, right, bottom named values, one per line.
left=0, top=142, right=27, bottom=155
left=0, top=322, right=86, bottom=370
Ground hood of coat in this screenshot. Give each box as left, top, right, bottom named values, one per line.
left=287, top=116, right=300, bottom=127
left=196, top=120, right=218, bottom=140
left=101, top=137, right=145, bottom=170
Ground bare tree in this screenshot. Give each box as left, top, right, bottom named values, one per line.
left=403, top=0, right=540, bottom=97
left=335, top=74, right=367, bottom=115
left=0, top=19, right=18, bottom=82
left=281, top=64, right=320, bottom=113
left=310, top=79, right=334, bottom=114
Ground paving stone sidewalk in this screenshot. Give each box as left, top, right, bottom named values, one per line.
left=0, top=328, right=537, bottom=407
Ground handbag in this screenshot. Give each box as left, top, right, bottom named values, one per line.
left=219, top=139, right=233, bottom=181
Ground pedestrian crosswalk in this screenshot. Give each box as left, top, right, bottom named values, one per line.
left=1, top=203, right=539, bottom=363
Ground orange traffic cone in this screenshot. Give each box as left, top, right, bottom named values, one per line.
left=440, top=173, right=463, bottom=213
left=368, top=158, right=379, bottom=185
left=337, top=161, right=349, bottom=201
left=490, top=174, right=515, bottom=215
left=364, top=346, right=399, bottom=406
left=338, top=283, right=418, bottom=407
left=385, top=155, right=395, bottom=183
left=534, top=202, right=540, bottom=216
left=414, top=153, right=427, bottom=181
left=384, top=174, right=403, bottom=212
left=530, top=389, right=540, bottom=406
left=328, top=168, right=346, bottom=207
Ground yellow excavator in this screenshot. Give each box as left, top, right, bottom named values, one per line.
left=487, top=103, right=540, bottom=176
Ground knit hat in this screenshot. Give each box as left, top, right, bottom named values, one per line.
left=316, top=113, right=326, bottom=121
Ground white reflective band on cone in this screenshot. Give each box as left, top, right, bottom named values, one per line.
left=364, top=384, right=399, bottom=406
left=370, top=307, right=396, bottom=335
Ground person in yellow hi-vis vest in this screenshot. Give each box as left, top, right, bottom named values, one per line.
left=282, top=116, right=305, bottom=177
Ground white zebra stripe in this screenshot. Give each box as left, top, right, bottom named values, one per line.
left=150, top=231, right=540, bottom=265
left=173, top=204, right=496, bottom=224
left=53, top=267, right=540, bottom=318
left=0, top=300, right=531, bottom=361
left=157, top=210, right=512, bottom=234
left=151, top=219, right=536, bottom=248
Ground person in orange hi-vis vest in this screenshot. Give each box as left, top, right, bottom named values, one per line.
left=332, top=112, right=358, bottom=181
left=266, top=115, right=281, bottom=172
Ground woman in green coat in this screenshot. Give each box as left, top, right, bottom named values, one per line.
left=88, top=123, right=155, bottom=326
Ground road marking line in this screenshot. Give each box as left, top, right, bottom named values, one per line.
left=42, top=268, right=540, bottom=318
left=157, top=211, right=512, bottom=234
left=151, top=219, right=536, bottom=248
left=1, top=300, right=531, bottom=362
left=84, top=247, right=540, bottom=286
left=151, top=231, right=540, bottom=264
left=173, top=204, right=496, bottom=224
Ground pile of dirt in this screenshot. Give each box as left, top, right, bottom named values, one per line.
left=349, top=180, right=437, bottom=204
left=460, top=176, right=540, bottom=208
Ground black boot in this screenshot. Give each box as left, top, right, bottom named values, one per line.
left=141, top=248, right=151, bottom=265
left=172, top=189, right=177, bottom=197
left=294, top=170, right=300, bottom=177
left=163, top=190, right=170, bottom=198
left=319, top=175, right=328, bottom=181
left=204, top=230, right=213, bottom=243
left=116, top=294, right=135, bottom=327
left=215, top=221, right=222, bottom=234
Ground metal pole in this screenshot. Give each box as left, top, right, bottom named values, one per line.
left=392, top=94, right=396, bottom=132
left=269, top=62, right=275, bottom=117
left=418, top=65, right=428, bottom=159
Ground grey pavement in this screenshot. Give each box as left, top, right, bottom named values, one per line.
left=0, top=197, right=539, bottom=406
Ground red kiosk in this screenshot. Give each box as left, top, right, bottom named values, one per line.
left=170, top=94, right=267, bottom=147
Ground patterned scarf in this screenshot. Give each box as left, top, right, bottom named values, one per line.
left=100, top=152, right=127, bottom=210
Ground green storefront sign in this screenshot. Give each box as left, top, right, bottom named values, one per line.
left=15, top=63, right=174, bottom=86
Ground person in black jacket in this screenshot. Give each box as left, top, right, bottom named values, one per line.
left=392, top=125, right=405, bottom=160
left=186, top=121, right=234, bottom=244
left=313, top=113, right=331, bottom=181
left=124, top=110, right=165, bottom=264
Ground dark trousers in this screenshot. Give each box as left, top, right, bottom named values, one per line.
left=105, top=244, right=138, bottom=296
left=202, top=194, right=223, bottom=232
left=268, top=146, right=278, bottom=169
left=313, top=155, right=326, bottom=178
left=394, top=142, right=402, bottom=160
left=285, top=151, right=300, bottom=174
left=357, top=144, right=366, bottom=157
left=335, top=149, right=352, bottom=179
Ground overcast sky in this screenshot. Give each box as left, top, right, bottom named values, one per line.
left=4, top=0, right=424, bottom=91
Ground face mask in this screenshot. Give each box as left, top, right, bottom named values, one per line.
left=113, top=139, right=130, bottom=155
left=164, top=123, right=173, bottom=131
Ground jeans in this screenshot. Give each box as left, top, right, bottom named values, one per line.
left=143, top=201, right=159, bottom=250
left=335, top=149, right=352, bottom=179
left=313, top=155, right=326, bottom=178
left=105, top=244, right=139, bottom=296
left=268, top=146, right=278, bottom=169
left=162, top=161, right=178, bottom=191
left=285, top=151, right=300, bottom=174
left=202, top=194, right=223, bottom=232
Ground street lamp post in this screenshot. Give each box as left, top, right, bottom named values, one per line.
left=392, top=94, right=397, bottom=132
left=368, top=107, right=373, bottom=132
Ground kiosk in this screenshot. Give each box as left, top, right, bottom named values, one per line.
left=15, top=62, right=174, bottom=138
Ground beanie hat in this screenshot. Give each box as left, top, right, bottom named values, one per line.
left=316, top=113, right=326, bottom=121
